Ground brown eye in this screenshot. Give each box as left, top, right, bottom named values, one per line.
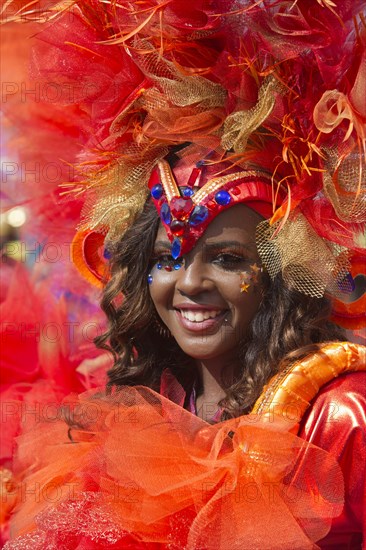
left=212, top=253, right=248, bottom=270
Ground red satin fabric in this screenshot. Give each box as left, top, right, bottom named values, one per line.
left=299, top=372, right=366, bottom=549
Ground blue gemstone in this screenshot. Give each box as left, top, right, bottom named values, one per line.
left=215, top=190, right=231, bottom=206
left=180, top=186, right=194, bottom=198
left=338, top=272, right=356, bottom=292
left=103, top=248, right=112, bottom=260
left=160, top=203, right=171, bottom=225
left=147, top=274, right=153, bottom=285
left=157, top=263, right=162, bottom=270
left=173, top=262, right=182, bottom=270
left=151, top=183, right=163, bottom=200
left=189, top=205, right=209, bottom=226
left=171, top=238, right=182, bottom=259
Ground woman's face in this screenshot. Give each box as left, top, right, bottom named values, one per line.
left=149, top=204, right=264, bottom=363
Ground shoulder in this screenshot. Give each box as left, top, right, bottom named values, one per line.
left=298, top=371, right=366, bottom=546
left=298, top=371, right=366, bottom=449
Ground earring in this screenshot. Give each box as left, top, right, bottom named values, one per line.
left=147, top=274, right=153, bottom=284
left=240, top=263, right=263, bottom=293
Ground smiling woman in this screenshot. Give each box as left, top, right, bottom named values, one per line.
left=99, top=147, right=349, bottom=417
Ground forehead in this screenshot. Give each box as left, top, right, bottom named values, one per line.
left=155, top=204, right=264, bottom=246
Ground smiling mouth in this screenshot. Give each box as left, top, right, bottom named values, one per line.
left=179, top=309, right=223, bottom=322
left=174, top=308, right=228, bottom=331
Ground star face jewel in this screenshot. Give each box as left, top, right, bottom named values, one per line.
left=240, top=282, right=250, bottom=293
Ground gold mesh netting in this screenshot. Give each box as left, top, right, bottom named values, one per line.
left=323, top=147, right=366, bottom=223
left=133, top=40, right=226, bottom=148
left=221, top=77, right=281, bottom=153
left=78, top=40, right=228, bottom=243
left=77, top=143, right=169, bottom=243
left=256, top=212, right=352, bottom=298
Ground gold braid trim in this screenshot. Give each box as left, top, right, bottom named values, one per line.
left=157, top=160, right=180, bottom=202
left=251, top=342, right=366, bottom=426
left=193, top=170, right=271, bottom=205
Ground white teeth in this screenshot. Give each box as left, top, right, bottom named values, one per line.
left=180, top=310, right=220, bottom=322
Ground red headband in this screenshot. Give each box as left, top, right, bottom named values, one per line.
left=148, top=160, right=285, bottom=258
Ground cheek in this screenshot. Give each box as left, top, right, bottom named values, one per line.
left=236, top=293, right=262, bottom=322
left=149, top=272, right=175, bottom=317
left=224, top=277, right=263, bottom=327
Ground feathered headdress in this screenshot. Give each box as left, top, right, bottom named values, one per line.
left=2, top=0, right=365, bottom=330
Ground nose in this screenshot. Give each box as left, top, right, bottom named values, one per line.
left=176, top=254, right=215, bottom=296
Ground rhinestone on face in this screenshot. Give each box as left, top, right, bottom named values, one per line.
left=160, top=203, right=171, bottom=225
left=157, top=263, right=162, bottom=270
left=151, top=184, right=163, bottom=200
left=215, top=190, right=231, bottom=206
left=171, top=237, right=182, bottom=259
left=189, top=205, right=209, bottom=226
left=147, top=274, right=153, bottom=284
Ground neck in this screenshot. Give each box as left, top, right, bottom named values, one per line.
left=194, top=355, right=237, bottom=421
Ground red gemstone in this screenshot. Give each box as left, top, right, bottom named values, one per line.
left=170, top=196, right=194, bottom=220
left=231, top=186, right=241, bottom=196
left=170, top=220, right=185, bottom=236
left=188, top=167, right=201, bottom=186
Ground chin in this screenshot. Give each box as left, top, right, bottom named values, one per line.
left=173, top=336, right=236, bottom=362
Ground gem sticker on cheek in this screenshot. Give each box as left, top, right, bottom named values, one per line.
left=240, top=263, right=263, bottom=293
left=155, top=257, right=184, bottom=272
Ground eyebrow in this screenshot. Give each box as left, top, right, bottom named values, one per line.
left=204, top=240, right=257, bottom=251
left=153, top=239, right=257, bottom=251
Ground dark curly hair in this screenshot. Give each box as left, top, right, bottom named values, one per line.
left=95, top=199, right=344, bottom=419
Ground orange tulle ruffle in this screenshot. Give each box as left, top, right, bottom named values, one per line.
left=5, top=386, right=344, bottom=549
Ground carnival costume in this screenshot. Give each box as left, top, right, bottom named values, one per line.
left=1, top=0, right=366, bottom=548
